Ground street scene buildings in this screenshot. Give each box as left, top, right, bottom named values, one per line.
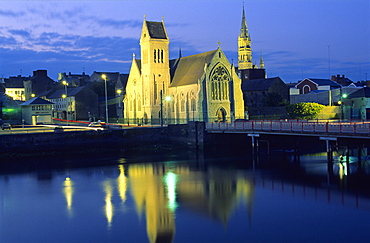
left=0, top=7, right=368, bottom=125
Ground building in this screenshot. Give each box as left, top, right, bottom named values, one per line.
left=237, top=6, right=265, bottom=82
left=242, top=77, right=288, bottom=108
left=47, top=86, right=98, bottom=121
left=3, top=75, right=28, bottom=101
left=331, top=74, right=353, bottom=86
left=20, top=97, right=54, bottom=125
left=292, top=78, right=342, bottom=95
left=124, top=17, right=244, bottom=125
left=343, top=87, right=370, bottom=120
left=24, top=70, right=55, bottom=100
left=115, top=74, right=129, bottom=119
left=58, top=72, right=90, bottom=87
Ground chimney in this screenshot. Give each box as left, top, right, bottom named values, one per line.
left=33, top=70, right=47, bottom=77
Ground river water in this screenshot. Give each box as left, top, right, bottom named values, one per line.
left=1, top=148, right=370, bottom=243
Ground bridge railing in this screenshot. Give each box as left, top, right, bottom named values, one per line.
left=206, top=120, right=370, bottom=135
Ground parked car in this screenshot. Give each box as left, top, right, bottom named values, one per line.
left=1, top=123, right=12, bottom=130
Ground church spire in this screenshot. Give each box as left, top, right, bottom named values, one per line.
left=259, top=51, right=265, bottom=69
left=238, top=4, right=252, bottom=70
left=240, top=5, right=249, bottom=40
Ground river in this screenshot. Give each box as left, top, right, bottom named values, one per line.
left=1, top=148, right=370, bottom=243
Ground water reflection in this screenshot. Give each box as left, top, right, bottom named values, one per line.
left=63, top=176, right=74, bottom=217
left=103, top=180, right=114, bottom=228
left=117, top=165, right=127, bottom=204
left=2, top=151, right=370, bottom=243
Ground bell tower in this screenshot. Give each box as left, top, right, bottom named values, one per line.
left=238, top=6, right=252, bottom=70
left=140, top=16, right=170, bottom=120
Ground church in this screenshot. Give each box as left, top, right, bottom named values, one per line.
left=124, top=8, right=260, bottom=125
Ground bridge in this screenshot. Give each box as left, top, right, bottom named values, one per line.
left=205, top=120, right=370, bottom=176
left=206, top=120, right=370, bottom=139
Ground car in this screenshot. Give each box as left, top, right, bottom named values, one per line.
left=1, top=123, right=12, bottom=130
left=88, top=122, right=103, bottom=127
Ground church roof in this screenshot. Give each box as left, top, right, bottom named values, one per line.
left=135, top=59, right=142, bottom=73
left=169, top=50, right=217, bottom=87
left=146, top=21, right=167, bottom=39
left=242, top=77, right=283, bottom=91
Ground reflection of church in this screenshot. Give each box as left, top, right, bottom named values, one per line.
left=123, top=9, right=253, bottom=124
left=128, top=163, right=255, bottom=243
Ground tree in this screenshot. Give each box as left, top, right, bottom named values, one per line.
left=286, top=102, right=325, bottom=119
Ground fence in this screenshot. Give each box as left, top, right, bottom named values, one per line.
left=206, top=120, right=370, bottom=135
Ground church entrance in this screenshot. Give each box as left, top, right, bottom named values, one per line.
left=216, top=108, right=226, bottom=122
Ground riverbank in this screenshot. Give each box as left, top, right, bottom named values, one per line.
left=0, top=122, right=205, bottom=159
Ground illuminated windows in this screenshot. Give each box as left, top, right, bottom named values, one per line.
left=210, top=65, right=230, bottom=101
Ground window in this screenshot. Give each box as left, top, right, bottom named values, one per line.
left=210, top=65, right=230, bottom=101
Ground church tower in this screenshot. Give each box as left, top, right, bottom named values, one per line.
left=140, top=16, right=170, bottom=122
left=238, top=6, right=252, bottom=70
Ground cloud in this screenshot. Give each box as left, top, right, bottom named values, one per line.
left=0, top=9, right=25, bottom=17
left=0, top=36, right=17, bottom=46
left=8, top=29, right=31, bottom=38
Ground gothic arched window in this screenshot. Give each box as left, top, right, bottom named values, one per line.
left=210, top=65, right=230, bottom=101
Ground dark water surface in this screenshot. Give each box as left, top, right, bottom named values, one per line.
left=1, top=149, right=370, bottom=243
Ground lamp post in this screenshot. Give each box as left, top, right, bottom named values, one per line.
left=160, top=90, right=163, bottom=126
left=338, top=92, right=347, bottom=120
left=62, top=81, right=68, bottom=125
left=160, top=91, right=172, bottom=126
left=102, top=74, right=109, bottom=123
left=116, top=89, right=122, bottom=123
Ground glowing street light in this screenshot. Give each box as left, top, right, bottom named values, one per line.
left=117, top=89, right=122, bottom=108
left=62, top=81, right=69, bottom=125
left=160, top=91, right=172, bottom=126
left=102, top=74, right=109, bottom=123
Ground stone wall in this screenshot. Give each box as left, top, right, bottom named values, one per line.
left=0, top=123, right=205, bottom=158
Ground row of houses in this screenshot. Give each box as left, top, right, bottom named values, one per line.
left=0, top=70, right=128, bottom=124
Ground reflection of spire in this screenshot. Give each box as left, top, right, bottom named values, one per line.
left=63, top=177, right=74, bottom=217
left=117, top=165, right=127, bottom=203
left=103, top=180, right=114, bottom=228
left=128, top=164, right=176, bottom=243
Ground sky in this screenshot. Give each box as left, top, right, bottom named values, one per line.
left=0, top=0, right=369, bottom=83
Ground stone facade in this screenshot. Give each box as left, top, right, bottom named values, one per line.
left=124, top=18, right=244, bottom=125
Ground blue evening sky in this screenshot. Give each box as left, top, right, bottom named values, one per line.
left=0, top=0, right=369, bottom=83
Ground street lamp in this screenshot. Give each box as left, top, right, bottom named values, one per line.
left=62, top=81, right=69, bottom=125
left=338, top=93, right=347, bottom=120
left=102, top=74, right=109, bottom=123
left=116, top=89, right=122, bottom=122
left=117, top=89, right=122, bottom=108
left=160, top=91, right=172, bottom=126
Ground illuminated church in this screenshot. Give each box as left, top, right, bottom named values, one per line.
left=124, top=7, right=260, bottom=125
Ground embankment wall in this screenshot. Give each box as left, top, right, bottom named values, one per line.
left=0, top=122, right=205, bottom=158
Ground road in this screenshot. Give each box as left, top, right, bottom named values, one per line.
left=0, top=124, right=103, bottom=135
